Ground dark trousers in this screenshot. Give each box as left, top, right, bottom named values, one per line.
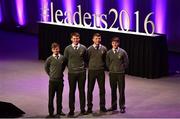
left=109, top=73, right=125, bottom=109
left=68, top=71, right=86, bottom=112
left=87, top=70, right=106, bottom=110
left=48, top=80, right=64, bottom=115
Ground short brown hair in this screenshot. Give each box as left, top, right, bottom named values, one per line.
left=70, top=32, right=80, bottom=38
left=93, top=33, right=101, bottom=38
left=51, top=42, right=59, bottom=49
left=111, top=37, right=120, bottom=43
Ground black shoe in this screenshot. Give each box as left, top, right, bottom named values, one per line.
left=68, top=111, right=74, bottom=117
left=57, top=111, right=66, bottom=116
left=100, top=107, right=107, bottom=112
left=46, top=114, right=54, bottom=118
left=87, top=109, right=93, bottom=114
left=55, top=114, right=61, bottom=118
left=80, top=110, right=87, bottom=115
left=107, top=107, right=117, bottom=111
left=120, top=108, right=126, bottom=113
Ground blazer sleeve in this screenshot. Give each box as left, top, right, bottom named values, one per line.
left=106, top=52, right=110, bottom=70
left=44, top=57, right=51, bottom=75
left=123, top=51, right=129, bottom=69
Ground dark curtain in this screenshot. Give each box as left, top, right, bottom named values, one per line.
left=38, top=23, right=168, bottom=78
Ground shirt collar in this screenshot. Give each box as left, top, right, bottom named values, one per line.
left=112, top=47, right=120, bottom=52
left=72, top=43, right=80, bottom=49
left=93, top=44, right=101, bottom=48
left=53, top=54, right=60, bottom=58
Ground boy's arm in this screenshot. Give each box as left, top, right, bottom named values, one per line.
left=84, top=48, right=88, bottom=68
left=62, top=57, right=67, bottom=72
left=103, top=47, right=108, bottom=70
left=44, top=58, right=50, bottom=75
left=106, top=52, right=110, bottom=70
left=123, top=51, right=129, bottom=69
left=86, top=48, right=90, bottom=66
left=63, top=47, right=68, bottom=60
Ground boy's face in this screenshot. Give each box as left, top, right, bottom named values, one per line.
left=93, top=36, right=101, bottom=45
left=112, top=41, right=119, bottom=49
left=52, top=47, right=60, bottom=55
left=71, top=36, right=80, bottom=45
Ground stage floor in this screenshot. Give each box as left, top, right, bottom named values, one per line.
left=0, top=30, right=180, bottom=118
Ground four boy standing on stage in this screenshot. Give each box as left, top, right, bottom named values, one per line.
left=44, top=33, right=129, bottom=117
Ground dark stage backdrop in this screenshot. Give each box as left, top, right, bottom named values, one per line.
left=0, top=0, right=180, bottom=52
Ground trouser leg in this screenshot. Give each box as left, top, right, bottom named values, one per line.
left=68, top=73, right=77, bottom=112
left=97, top=70, right=106, bottom=109
left=78, top=72, right=86, bottom=111
left=109, top=73, right=118, bottom=109
left=56, top=80, right=64, bottom=114
left=87, top=70, right=96, bottom=110
left=48, top=81, right=56, bottom=115
left=117, top=74, right=125, bottom=109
